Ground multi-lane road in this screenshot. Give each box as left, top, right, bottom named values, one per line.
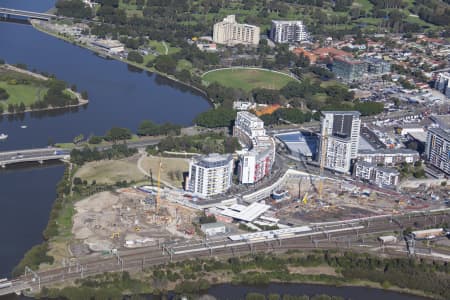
left=1, top=210, right=448, bottom=296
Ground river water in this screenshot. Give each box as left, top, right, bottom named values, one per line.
left=0, top=1, right=433, bottom=299
left=0, top=0, right=209, bottom=278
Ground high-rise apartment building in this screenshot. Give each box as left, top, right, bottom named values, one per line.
left=233, top=111, right=275, bottom=184
left=213, top=15, right=260, bottom=46
left=425, top=127, right=450, bottom=175
left=233, top=111, right=266, bottom=146
left=319, top=111, right=361, bottom=173
left=332, top=56, right=367, bottom=82
left=270, top=20, right=308, bottom=44
left=434, top=72, right=450, bottom=98
left=186, top=153, right=234, bottom=199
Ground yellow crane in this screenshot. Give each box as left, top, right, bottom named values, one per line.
left=302, top=192, right=308, bottom=204
left=156, top=157, right=162, bottom=214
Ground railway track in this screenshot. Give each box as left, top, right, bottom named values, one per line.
left=3, top=211, right=448, bottom=296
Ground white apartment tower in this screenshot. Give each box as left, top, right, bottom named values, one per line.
left=319, top=111, right=361, bottom=173
left=213, top=15, right=260, bottom=46
left=186, top=153, right=234, bottom=199
left=270, top=20, right=308, bottom=44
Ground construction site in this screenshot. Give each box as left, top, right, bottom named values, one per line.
left=270, top=173, right=446, bottom=225
left=70, top=186, right=198, bottom=256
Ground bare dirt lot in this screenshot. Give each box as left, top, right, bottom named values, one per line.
left=71, top=189, right=198, bottom=253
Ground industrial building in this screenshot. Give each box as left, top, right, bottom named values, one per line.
left=332, top=56, right=366, bottom=82
left=275, top=131, right=318, bottom=160
left=213, top=15, right=260, bottom=46
left=354, top=161, right=400, bottom=188
left=91, top=39, right=124, bottom=54
left=434, top=72, right=450, bottom=98
left=319, top=111, right=361, bottom=173
left=270, top=20, right=308, bottom=44
left=425, top=127, right=450, bottom=175
left=209, top=202, right=271, bottom=223
left=186, top=153, right=234, bottom=199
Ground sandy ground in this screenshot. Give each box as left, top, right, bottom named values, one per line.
left=74, top=155, right=145, bottom=185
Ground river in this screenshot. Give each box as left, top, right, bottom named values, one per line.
left=0, top=0, right=209, bottom=278
left=0, top=0, right=210, bottom=151
left=0, top=1, right=434, bottom=299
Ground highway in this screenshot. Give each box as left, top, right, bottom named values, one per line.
left=1, top=210, right=448, bottom=296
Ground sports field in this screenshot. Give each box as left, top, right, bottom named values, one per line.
left=202, top=68, right=295, bottom=92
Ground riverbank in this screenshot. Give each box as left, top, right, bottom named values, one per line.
left=0, top=64, right=88, bottom=116
left=30, top=20, right=216, bottom=108
left=36, top=250, right=443, bottom=300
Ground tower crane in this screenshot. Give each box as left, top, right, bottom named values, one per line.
left=318, top=130, right=328, bottom=201
left=156, top=157, right=162, bottom=214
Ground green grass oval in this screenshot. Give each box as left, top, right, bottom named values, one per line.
left=202, top=68, right=296, bottom=92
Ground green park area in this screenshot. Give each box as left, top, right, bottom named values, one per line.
left=0, top=81, right=47, bottom=106
left=202, top=68, right=296, bottom=92
left=0, top=65, right=80, bottom=114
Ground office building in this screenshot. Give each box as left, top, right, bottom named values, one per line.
left=319, top=111, right=361, bottom=173
left=354, top=161, right=399, bottom=188
left=425, top=127, right=450, bottom=175
left=270, top=20, right=308, bottom=44
left=332, top=56, right=367, bottom=82
left=434, top=72, right=450, bottom=98
left=186, top=153, right=234, bottom=198
left=213, top=15, right=260, bottom=46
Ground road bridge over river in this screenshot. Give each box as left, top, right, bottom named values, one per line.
left=0, top=148, right=70, bottom=168
left=0, top=138, right=162, bottom=168
left=0, top=209, right=448, bottom=297
left=0, top=7, right=59, bottom=21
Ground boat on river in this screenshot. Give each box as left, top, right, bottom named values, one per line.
left=0, top=133, right=8, bottom=140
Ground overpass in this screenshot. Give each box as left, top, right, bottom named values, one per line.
left=0, top=209, right=448, bottom=297
left=0, top=7, right=58, bottom=21
left=0, top=148, right=70, bottom=168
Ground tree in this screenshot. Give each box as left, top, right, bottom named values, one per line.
left=154, top=55, right=177, bottom=74
left=127, top=51, right=144, bottom=64
left=0, top=87, right=9, bottom=100
left=104, top=127, right=132, bottom=142
left=194, top=108, right=236, bottom=128
left=88, top=135, right=103, bottom=144
left=73, top=134, right=84, bottom=144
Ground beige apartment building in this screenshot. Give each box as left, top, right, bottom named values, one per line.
left=213, top=15, right=260, bottom=46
